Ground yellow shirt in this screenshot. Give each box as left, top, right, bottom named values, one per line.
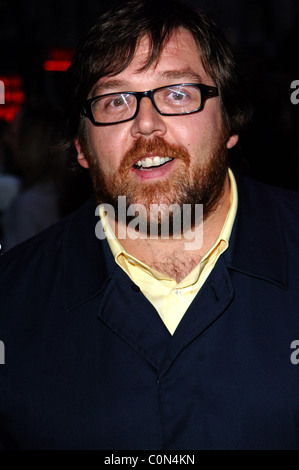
left=99, top=169, right=238, bottom=335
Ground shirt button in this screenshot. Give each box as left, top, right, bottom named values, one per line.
left=174, top=289, right=182, bottom=296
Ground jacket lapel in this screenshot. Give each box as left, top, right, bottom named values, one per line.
left=159, top=256, right=234, bottom=378
left=96, top=266, right=172, bottom=370
left=225, top=174, right=287, bottom=289
left=63, top=197, right=109, bottom=313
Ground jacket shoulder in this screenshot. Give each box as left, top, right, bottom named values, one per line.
left=236, top=174, right=299, bottom=217
left=0, top=197, right=96, bottom=270
left=0, top=212, right=68, bottom=266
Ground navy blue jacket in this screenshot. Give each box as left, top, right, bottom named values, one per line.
left=0, top=175, right=299, bottom=450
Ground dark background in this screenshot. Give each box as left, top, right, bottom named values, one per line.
left=0, top=0, right=298, bottom=191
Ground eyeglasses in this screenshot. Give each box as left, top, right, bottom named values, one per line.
left=82, top=83, right=218, bottom=126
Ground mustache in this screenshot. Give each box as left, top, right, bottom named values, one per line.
left=120, top=136, right=191, bottom=171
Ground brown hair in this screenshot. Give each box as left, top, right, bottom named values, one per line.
left=65, top=0, right=249, bottom=145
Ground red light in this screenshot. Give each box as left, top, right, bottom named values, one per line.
left=0, top=105, right=21, bottom=123
left=43, top=48, right=74, bottom=72
left=0, top=75, right=24, bottom=123
left=43, top=59, right=71, bottom=72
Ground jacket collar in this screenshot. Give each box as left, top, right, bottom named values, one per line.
left=224, top=173, right=287, bottom=289
left=63, top=175, right=287, bottom=312
left=63, top=197, right=111, bottom=313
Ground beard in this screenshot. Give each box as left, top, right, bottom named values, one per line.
left=80, top=132, right=229, bottom=236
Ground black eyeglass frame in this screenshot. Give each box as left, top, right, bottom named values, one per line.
left=81, top=83, right=219, bottom=126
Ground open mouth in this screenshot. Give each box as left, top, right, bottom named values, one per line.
left=132, top=156, right=174, bottom=170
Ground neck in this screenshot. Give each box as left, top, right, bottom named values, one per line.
left=110, top=175, right=231, bottom=282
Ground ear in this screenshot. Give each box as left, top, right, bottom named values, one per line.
left=74, top=138, right=90, bottom=169
left=226, top=134, right=239, bottom=149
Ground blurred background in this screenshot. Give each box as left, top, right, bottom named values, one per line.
left=0, top=0, right=298, bottom=251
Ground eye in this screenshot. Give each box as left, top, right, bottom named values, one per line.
left=169, top=91, right=188, bottom=101
left=104, top=94, right=129, bottom=109
left=109, top=96, right=127, bottom=107
left=163, top=87, right=191, bottom=105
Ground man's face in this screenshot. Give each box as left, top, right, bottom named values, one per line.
left=76, top=28, right=238, bottom=226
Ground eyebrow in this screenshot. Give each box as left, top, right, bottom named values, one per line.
left=91, top=80, right=130, bottom=97
left=159, top=69, right=204, bottom=83
left=91, top=69, right=205, bottom=96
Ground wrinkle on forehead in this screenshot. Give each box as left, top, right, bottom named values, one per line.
left=133, top=27, right=202, bottom=72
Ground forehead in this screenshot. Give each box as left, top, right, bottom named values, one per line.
left=135, top=28, right=201, bottom=68
left=92, top=28, right=211, bottom=95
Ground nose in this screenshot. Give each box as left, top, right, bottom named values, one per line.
left=130, top=96, right=167, bottom=138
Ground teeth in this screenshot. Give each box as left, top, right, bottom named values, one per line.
left=135, top=156, right=172, bottom=168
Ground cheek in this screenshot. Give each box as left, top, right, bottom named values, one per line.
left=202, top=104, right=223, bottom=133
left=88, top=127, right=124, bottom=170
left=171, top=118, right=216, bottom=152
left=171, top=102, right=223, bottom=146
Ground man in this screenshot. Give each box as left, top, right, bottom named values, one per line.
left=0, top=0, right=299, bottom=450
